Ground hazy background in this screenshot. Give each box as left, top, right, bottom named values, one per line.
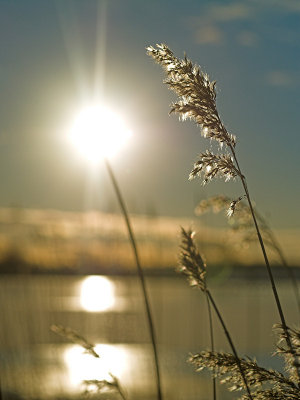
left=0, top=3, right=300, bottom=397
left=0, top=0, right=299, bottom=230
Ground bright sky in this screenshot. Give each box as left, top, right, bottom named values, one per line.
left=0, top=0, right=299, bottom=228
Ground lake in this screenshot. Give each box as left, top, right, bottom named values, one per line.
left=0, top=272, right=298, bottom=400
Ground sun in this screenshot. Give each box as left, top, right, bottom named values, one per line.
left=68, top=104, right=132, bottom=163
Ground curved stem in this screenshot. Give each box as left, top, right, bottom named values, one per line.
left=229, top=146, right=299, bottom=382
left=104, top=158, right=163, bottom=400
left=205, top=290, right=217, bottom=400
left=115, top=379, right=127, bottom=400
left=268, top=232, right=300, bottom=321
left=207, top=290, right=253, bottom=399
left=118, top=388, right=127, bottom=400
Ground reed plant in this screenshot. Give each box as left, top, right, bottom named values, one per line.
left=179, top=228, right=251, bottom=399
left=104, top=158, right=162, bottom=400
left=51, top=324, right=127, bottom=399
left=50, top=159, right=162, bottom=400
left=196, top=195, right=300, bottom=318
left=48, top=43, right=299, bottom=400
left=147, top=43, right=300, bottom=399
left=179, top=228, right=300, bottom=399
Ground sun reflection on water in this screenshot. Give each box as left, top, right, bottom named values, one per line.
left=80, top=276, right=115, bottom=312
left=64, top=344, right=127, bottom=387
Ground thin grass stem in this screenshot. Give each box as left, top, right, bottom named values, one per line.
left=179, top=228, right=251, bottom=397
left=268, top=232, right=300, bottom=320
left=104, top=158, right=162, bottom=400
left=110, top=374, right=127, bottom=400
left=197, top=194, right=300, bottom=321
left=206, top=290, right=253, bottom=399
left=229, top=145, right=300, bottom=383
left=117, top=386, right=127, bottom=400
left=205, top=291, right=217, bottom=400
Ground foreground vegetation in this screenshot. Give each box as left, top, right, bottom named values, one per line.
left=147, top=43, right=300, bottom=399
left=1, top=44, right=299, bottom=400
left=48, top=44, right=300, bottom=400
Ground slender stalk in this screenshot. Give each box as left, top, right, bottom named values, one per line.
left=268, top=231, right=300, bottom=320
left=205, top=291, right=217, bottom=400
left=229, top=145, right=300, bottom=382
left=112, top=374, right=127, bottom=400
left=206, top=290, right=253, bottom=399
left=180, top=228, right=250, bottom=396
left=104, top=158, right=162, bottom=400
left=117, top=388, right=127, bottom=400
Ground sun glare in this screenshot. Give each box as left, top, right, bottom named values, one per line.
left=80, top=276, right=115, bottom=312
left=68, top=104, right=132, bottom=163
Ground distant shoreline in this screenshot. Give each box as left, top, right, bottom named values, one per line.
left=1, top=264, right=299, bottom=281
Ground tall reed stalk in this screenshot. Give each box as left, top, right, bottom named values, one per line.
left=104, top=158, right=162, bottom=400
left=196, top=195, right=300, bottom=320
left=206, top=293, right=216, bottom=400
left=179, top=228, right=253, bottom=399
left=179, top=228, right=217, bottom=399
left=178, top=230, right=300, bottom=398
left=228, top=147, right=298, bottom=376
left=147, top=43, right=299, bottom=386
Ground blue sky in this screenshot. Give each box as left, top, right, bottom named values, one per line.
left=0, top=0, right=299, bottom=228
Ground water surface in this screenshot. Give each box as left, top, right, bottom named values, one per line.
left=0, top=273, right=297, bottom=399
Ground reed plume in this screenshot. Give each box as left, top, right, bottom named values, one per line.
left=190, top=324, right=300, bottom=399
left=190, top=349, right=300, bottom=400
left=147, top=43, right=299, bottom=381
left=275, top=324, right=300, bottom=384
left=179, top=228, right=253, bottom=399
left=178, top=232, right=300, bottom=399
left=51, top=324, right=100, bottom=358
left=196, top=195, right=300, bottom=318
left=51, top=324, right=127, bottom=399
left=178, top=227, right=217, bottom=399
left=83, top=374, right=126, bottom=400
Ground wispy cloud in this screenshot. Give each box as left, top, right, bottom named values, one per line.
left=264, top=70, right=300, bottom=88
left=186, top=2, right=255, bottom=46
left=187, top=0, right=300, bottom=48
left=259, top=0, right=300, bottom=13
left=208, top=3, right=252, bottom=22
left=236, top=30, right=259, bottom=47
left=194, top=24, right=224, bottom=45
left=266, top=71, right=292, bottom=87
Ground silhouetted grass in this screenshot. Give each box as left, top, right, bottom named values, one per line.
left=148, top=43, right=300, bottom=399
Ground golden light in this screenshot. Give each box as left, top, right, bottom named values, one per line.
left=80, top=276, right=115, bottom=312
left=64, top=344, right=127, bottom=387
left=68, top=104, right=132, bottom=163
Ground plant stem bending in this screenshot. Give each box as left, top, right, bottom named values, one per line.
left=104, top=158, right=163, bottom=400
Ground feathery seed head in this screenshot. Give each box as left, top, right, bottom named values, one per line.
left=178, top=228, right=207, bottom=291
left=189, top=151, right=241, bottom=184
left=274, top=324, right=300, bottom=383
left=147, top=44, right=236, bottom=148
left=51, top=324, right=99, bottom=358
left=190, top=351, right=300, bottom=398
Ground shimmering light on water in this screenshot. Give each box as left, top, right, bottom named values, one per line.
left=0, top=275, right=297, bottom=399
left=80, top=276, right=115, bottom=312
left=64, top=344, right=128, bottom=386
